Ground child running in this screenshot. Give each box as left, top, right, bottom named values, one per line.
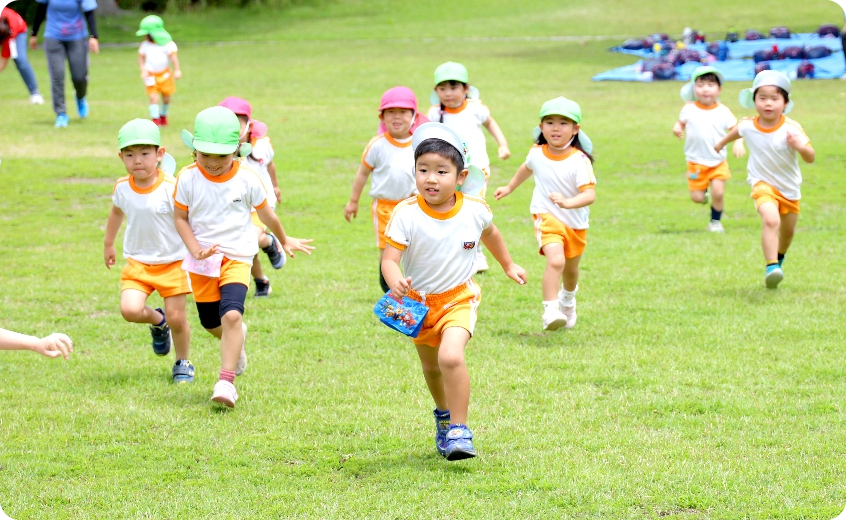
left=382, top=122, right=526, bottom=460
left=218, top=96, right=284, bottom=298
left=672, top=66, right=746, bottom=232
left=136, top=15, right=181, bottom=126
left=714, top=70, right=815, bottom=289
left=345, top=86, right=427, bottom=292
left=174, top=106, right=314, bottom=407
left=104, top=119, right=194, bottom=382
left=494, top=97, right=595, bottom=331
left=426, top=62, right=510, bottom=273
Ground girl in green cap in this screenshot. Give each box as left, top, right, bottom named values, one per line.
left=137, top=15, right=181, bottom=126
left=494, top=97, right=596, bottom=331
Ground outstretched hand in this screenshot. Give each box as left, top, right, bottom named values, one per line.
left=493, top=186, right=511, bottom=200
left=33, top=333, right=74, bottom=359
left=504, top=263, right=527, bottom=285
left=193, top=244, right=219, bottom=260
left=282, top=237, right=315, bottom=257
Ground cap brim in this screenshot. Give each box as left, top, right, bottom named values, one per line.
left=181, top=129, right=196, bottom=150
left=120, top=138, right=160, bottom=149
left=135, top=29, right=149, bottom=36
left=459, top=165, right=486, bottom=197
left=181, top=129, right=238, bottom=155
left=680, top=82, right=696, bottom=102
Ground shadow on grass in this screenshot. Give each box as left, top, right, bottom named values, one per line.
left=339, top=450, right=476, bottom=478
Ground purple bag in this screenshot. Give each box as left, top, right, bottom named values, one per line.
left=652, top=62, right=676, bottom=80
left=754, top=61, right=772, bottom=74
left=678, top=49, right=701, bottom=64
left=805, top=46, right=831, bottom=59
left=622, top=39, right=645, bottom=50
left=818, top=24, right=841, bottom=38
left=781, top=46, right=805, bottom=60
left=746, top=30, right=765, bottom=41
left=754, top=49, right=781, bottom=63
left=769, top=26, right=791, bottom=39
left=796, top=60, right=815, bottom=79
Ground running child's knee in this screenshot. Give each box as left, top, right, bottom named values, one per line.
left=546, top=253, right=566, bottom=271
left=438, top=350, right=466, bottom=371
left=762, top=214, right=780, bottom=229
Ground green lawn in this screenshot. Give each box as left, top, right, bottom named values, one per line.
left=1, top=0, right=846, bottom=518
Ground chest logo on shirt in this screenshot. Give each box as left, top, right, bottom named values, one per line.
left=463, top=241, right=476, bottom=250
left=156, top=202, right=169, bottom=214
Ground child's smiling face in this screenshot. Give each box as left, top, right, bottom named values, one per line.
left=381, top=108, right=414, bottom=139
left=119, top=145, right=164, bottom=182
left=415, top=152, right=468, bottom=210
left=434, top=81, right=468, bottom=108
left=196, top=151, right=236, bottom=176
left=753, top=85, right=787, bottom=122
left=540, top=115, right=580, bottom=149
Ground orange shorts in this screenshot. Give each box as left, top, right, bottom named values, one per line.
left=408, top=280, right=482, bottom=347
left=372, top=199, right=402, bottom=249
left=188, top=257, right=251, bottom=303
left=533, top=213, right=588, bottom=259
left=144, top=69, right=176, bottom=96
left=686, top=161, right=730, bottom=191
left=751, top=181, right=800, bottom=215
left=120, top=258, right=190, bottom=298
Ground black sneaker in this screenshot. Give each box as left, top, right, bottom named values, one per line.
left=262, top=233, right=286, bottom=269
left=254, top=277, right=272, bottom=298
left=172, top=359, right=195, bottom=383
left=150, top=307, right=171, bottom=356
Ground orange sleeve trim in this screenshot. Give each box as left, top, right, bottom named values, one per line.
left=173, top=200, right=188, bottom=211
left=385, top=237, right=406, bottom=251
left=578, top=184, right=596, bottom=192
left=362, top=159, right=374, bottom=169
left=254, top=199, right=268, bottom=210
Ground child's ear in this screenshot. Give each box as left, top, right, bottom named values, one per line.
left=157, top=147, right=166, bottom=161
left=457, top=168, right=469, bottom=184
left=573, top=123, right=581, bottom=133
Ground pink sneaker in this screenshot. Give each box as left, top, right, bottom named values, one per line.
left=211, top=380, right=238, bottom=407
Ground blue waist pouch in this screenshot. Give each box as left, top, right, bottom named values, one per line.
left=373, top=292, right=429, bottom=338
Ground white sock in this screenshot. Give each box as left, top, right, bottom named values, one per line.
left=160, top=103, right=169, bottom=116
left=559, top=285, right=578, bottom=307
left=149, top=104, right=160, bottom=119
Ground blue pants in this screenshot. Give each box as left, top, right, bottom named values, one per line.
left=10, top=32, right=39, bottom=95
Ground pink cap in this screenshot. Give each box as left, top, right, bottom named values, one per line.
left=379, top=86, right=418, bottom=112
left=250, top=120, right=268, bottom=139
left=218, top=97, right=252, bottom=118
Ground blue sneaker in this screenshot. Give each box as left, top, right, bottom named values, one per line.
left=172, top=359, right=195, bottom=383
left=262, top=233, right=286, bottom=269
left=765, top=264, right=784, bottom=289
left=443, top=424, right=476, bottom=461
left=434, top=409, right=451, bottom=456
left=76, top=97, right=89, bottom=118
left=54, top=113, right=69, bottom=128
left=150, top=307, right=171, bottom=356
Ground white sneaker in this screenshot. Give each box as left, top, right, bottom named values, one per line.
left=542, top=308, right=568, bottom=331
left=708, top=219, right=725, bottom=233
left=235, top=322, right=247, bottom=376
left=30, top=94, right=44, bottom=105
left=474, top=251, right=489, bottom=273
left=210, top=380, right=238, bottom=408
left=561, top=301, right=577, bottom=329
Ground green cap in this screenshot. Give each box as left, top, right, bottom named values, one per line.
left=539, top=96, right=582, bottom=124
left=434, top=61, right=469, bottom=85
left=136, top=15, right=172, bottom=46
left=118, top=118, right=161, bottom=149
left=181, top=107, right=251, bottom=156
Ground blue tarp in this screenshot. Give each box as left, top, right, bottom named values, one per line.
left=612, top=33, right=843, bottom=59
left=592, top=53, right=846, bottom=82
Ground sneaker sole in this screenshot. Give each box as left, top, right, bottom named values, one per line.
left=765, top=270, right=783, bottom=289
left=543, top=317, right=568, bottom=331
left=210, top=395, right=235, bottom=408
left=445, top=449, right=477, bottom=461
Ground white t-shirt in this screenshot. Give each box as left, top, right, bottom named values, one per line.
left=139, top=40, right=178, bottom=74
left=361, top=133, right=416, bottom=201
left=426, top=99, right=491, bottom=170
left=737, top=116, right=809, bottom=200
left=112, top=170, right=186, bottom=265
left=173, top=162, right=268, bottom=264
left=242, top=137, right=277, bottom=208
left=526, top=145, right=596, bottom=230
left=385, top=193, right=493, bottom=295
left=679, top=101, right=738, bottom=167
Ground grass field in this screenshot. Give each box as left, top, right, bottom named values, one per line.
left=1, top=0, right=846, bottom=518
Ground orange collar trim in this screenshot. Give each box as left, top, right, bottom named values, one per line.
left=443, top=99, right=468, bottom=114
left=198, top=161, right=240, bottom=183
left=542, top=145, right=579, bottom=162
left=384, top=133, right=412, bottom=148
left=417, top=192, right=464, bottom=220
left=129, top=169, right=165, bottom=194
left=695, top=101, right=718, bottom=110
left=753, top=115, right=785, bottom=134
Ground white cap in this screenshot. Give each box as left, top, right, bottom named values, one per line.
left=739, top=70, right=794, bottom=114
left=411, top=122, right=468, bottom=164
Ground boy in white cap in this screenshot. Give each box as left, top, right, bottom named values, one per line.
left=104, top=119, right=194, bottom=382
left=174, top=106, right=314, bottom=407
left=426, top=62, right=510, bottom=273
left=382, top=122, right=526, bottom=460
left=136, top=15, right=181, bottom=126
left=714, top=70, right=815, bottom=288
left=345, top=86, right=427, bottom=292
left=673, top=66, right=745, bottom=232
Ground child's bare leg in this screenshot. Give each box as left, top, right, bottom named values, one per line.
left=219, top=310, right=244, bottom=372
left=778, top=212, right=799, bottom=255
left=256, top=225, right=271, bottom=249
left=757, top=202, right=781, bottom=262
left=438, top=327, right=471, bottom=424
left=690, top=190, right=706, bottom=204
left=251, top=254, right=265, bottom=280
left=162, top=94, right=171, bottom=105
left=541, top=243, right=566, bottom=300
left=163, top=294, right=190, bottom=360
left=562, top=255, right=581, bottom=292
left=148, top=92, right=160, bottom=106
left=710, top=179, right=725, bottom=212
left=120, top=289, right=163, bottom=324
left=416, top=344, right=448, bottom=411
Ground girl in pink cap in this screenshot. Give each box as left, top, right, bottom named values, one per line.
left=344, top=86, right=429, bottom=292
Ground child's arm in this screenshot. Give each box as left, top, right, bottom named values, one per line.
left=267, top=161, right=281, bottom=202
left=138, top=53, right=147, bottom=78
left=482, top=116, right=510, bottom=160
left=673, top=120, right=685, bottom=139
left=481, top=224, right=527, bottom=285
left=344, top=163, right=373, bottom=221
left=732, top=138, right=746, bottom=158
left=0, top=328, right=73, bottom=359
left=381, top=244, right=411, bottom=298
left=103, top=205, right=124, bottom=269
left=714, top=125, right=741, bottom=153
left=170, top=51, right=181, bottom=79
left=550, top=187, right=595, bottom=209
left=786, top=133, right=815, bottom=163
left=256, top=204, right=315, bottom=257
left=493, top=163, right=533, bottom=200
left=173, top=207, right=218, bottom=259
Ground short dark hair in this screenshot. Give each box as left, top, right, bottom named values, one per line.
left=696, top=72, right=721, bottom=86
left=754, top=86, right=790, bottom=103
left=414, top=138, right=464, bottom=172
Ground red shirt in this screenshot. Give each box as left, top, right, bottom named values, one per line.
left=1, top=7, right=28, bottom=59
